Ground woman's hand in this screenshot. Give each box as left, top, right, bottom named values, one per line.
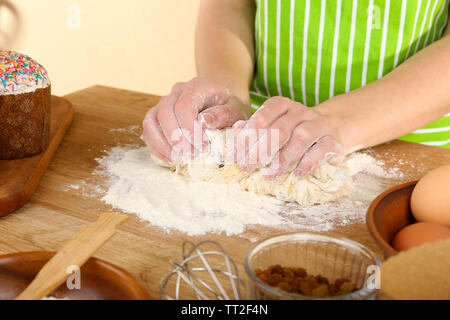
left=231, top=96, right=346, bottom=180
left=142, top=77, right=247, bottom=163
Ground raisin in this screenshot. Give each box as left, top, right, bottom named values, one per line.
left=299, top=280, right=313, bottom=296
left=304, top=275, right=320, bottom=288
left=315, top=274, right=329, bottom=285
left=335, top=278, right=351, bottom=290
left=267, top=273, right=283, bottom=286
left=293, top=268, right=307, bottom=278
left=328, top=284, right=339, bottom=296
left=277, top=282, right=293, bottom=292
left=270, top=264, right=284, bottom=275
left=340, top=281, right=357, bottom=293
left=311, top=284, right=329, bottom=298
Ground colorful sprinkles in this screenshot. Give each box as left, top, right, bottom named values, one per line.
left=0, top=50, right=50, bottom=95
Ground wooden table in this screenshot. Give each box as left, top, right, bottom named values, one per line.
left=0, top=85, right=449, bottom=299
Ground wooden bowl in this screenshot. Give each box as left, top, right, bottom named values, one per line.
left=367, top=181, right=417, bottom=259
left=0, top=251, right=150, bottom=300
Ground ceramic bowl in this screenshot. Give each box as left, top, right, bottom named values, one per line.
left=366, top=181, right=417, bottom=258
left=0, top=251, right=150, bottom=300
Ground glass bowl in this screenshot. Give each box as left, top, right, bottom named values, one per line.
left=244, top=233, right=381, bottom=300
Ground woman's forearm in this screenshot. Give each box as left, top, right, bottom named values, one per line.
left=195, top=0, right=255, bottom=117
left=317, top=26, right=450, bottom=152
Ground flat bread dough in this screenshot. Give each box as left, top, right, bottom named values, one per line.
left=152, top=129, right=354, bottom=205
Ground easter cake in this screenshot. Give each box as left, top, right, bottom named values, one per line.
left=0, top=50, right=51, bottom=160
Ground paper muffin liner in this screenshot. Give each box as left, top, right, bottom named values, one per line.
left=0, top=86, right=51, bottom=160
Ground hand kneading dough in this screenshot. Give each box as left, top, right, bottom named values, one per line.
left=152, top=129, right=354, bottom=205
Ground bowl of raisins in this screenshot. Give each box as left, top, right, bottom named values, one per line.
left=244, top=233, right=381, bottom=300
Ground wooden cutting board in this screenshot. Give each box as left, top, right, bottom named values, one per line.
left=0, top=96, right=74, bottom=217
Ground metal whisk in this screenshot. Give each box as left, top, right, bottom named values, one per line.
left=160, top=240, right=246, bottom=300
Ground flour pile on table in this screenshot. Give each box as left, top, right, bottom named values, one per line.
left=97, top=146, right=283, bottom=236
left=89, top=137, right=402, bottom=236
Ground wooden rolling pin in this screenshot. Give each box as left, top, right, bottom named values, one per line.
left=16, top=212, right=129, bottom=300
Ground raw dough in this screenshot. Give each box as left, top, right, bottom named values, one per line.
left=152, top=129, right=353, bottom=205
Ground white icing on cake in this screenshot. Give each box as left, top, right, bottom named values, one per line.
left=0, top=50, right=51, bottom=95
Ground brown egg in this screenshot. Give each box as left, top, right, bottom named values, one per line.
left=392, top=222, right=450, bottom=252
left=411, top=165, right=450, bottom=227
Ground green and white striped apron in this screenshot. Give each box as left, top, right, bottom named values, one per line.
left=250, top=0, right=450, bottom=148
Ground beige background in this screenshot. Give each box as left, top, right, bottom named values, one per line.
left=0, top=0, right=200, bottom=96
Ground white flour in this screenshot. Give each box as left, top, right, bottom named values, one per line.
left=85, top=140, right=402, bottom=236
left=97, top=147, right=285, bottom=236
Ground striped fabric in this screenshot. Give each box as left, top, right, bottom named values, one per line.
left=250, top=0, right=450, bottom=148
